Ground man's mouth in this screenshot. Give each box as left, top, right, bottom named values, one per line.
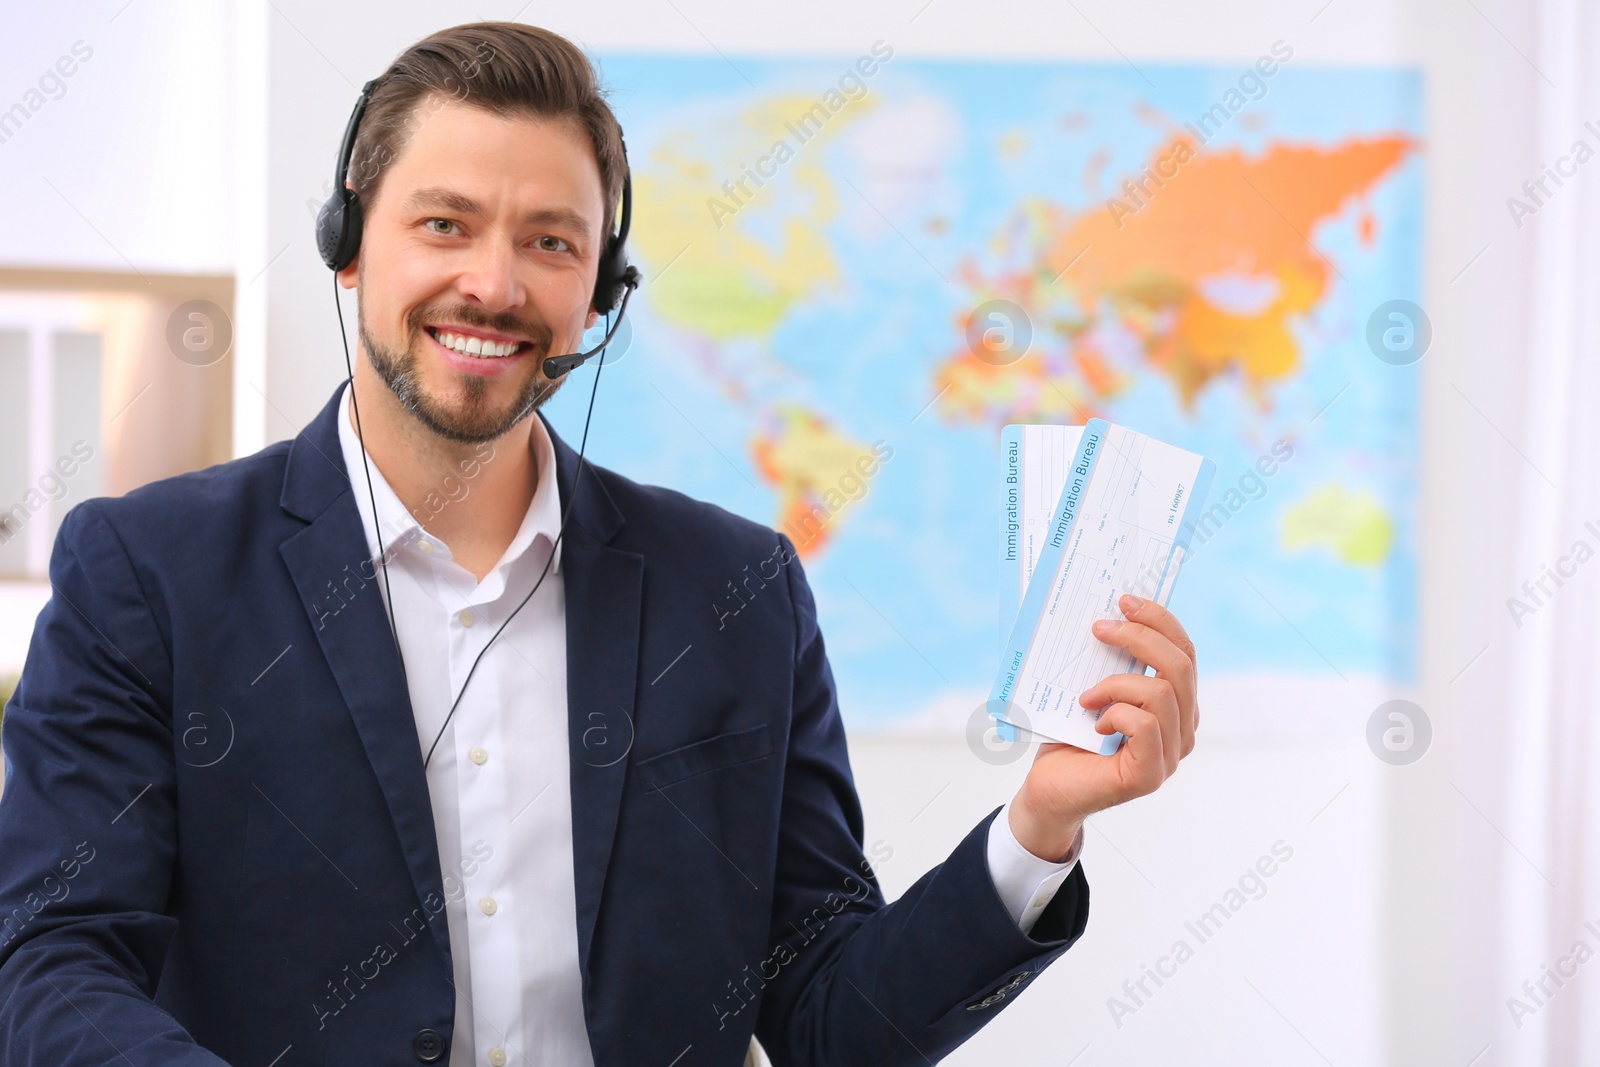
left=424, top=325, right=534, bottom=360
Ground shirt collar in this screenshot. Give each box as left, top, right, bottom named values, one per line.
left=335, top=381, right=563, bottom=575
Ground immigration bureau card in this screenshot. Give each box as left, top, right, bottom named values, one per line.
left=994, top=420, right=1215, bottom=753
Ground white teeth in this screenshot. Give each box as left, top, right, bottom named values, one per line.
left=432, top=329, right=522, bottom=358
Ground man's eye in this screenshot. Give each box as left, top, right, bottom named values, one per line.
left=536, top=235, right=570, bottom=252
left=426, top=219, right=459, bottom=235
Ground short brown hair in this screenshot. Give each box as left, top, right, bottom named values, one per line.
left=348, top=22, right=626, bottom=244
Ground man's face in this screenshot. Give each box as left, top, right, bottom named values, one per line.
left=343, top=97, right=605, bottom=444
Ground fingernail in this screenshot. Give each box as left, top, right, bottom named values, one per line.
left=1122, top=594, right=1144, bottom=611
left=1093, top=618, right=1115, bottom=632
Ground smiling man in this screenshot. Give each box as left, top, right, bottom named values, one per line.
left=0, top=21, right=1201, bottom=1067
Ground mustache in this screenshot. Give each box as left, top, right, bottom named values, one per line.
left=407, top=306, right=555, bottom=348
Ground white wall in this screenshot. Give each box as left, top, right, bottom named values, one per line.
left=0, top=0, right=235, bottom=275
left=3, top=0, right=1551, bottom=1062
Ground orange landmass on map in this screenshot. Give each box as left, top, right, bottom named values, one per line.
left=935, top=132, right=1418, bottom=421
left=751, top=405, right=880, bottom=560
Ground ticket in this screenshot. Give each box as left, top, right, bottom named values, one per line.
left=992, top=420, right=1215, bottom=753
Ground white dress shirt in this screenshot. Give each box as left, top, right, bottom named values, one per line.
left=335, top=384, right=1080, bottom=1066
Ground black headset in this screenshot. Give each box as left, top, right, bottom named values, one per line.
left=314, top=77, right=640, bottom=333
left=315, top=74, right=638, bottom=770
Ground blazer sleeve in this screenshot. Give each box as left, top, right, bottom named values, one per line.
left=0, top=502, right=227, bottom=1066
left=753, top=533, right=1091, bottom=1067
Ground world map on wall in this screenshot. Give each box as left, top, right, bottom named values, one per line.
left=545, top=50, right=1423, bottom=734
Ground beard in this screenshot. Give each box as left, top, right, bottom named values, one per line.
left=357, top=292, right=560, bottom=445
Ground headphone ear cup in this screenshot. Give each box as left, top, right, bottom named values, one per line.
left=314, top=192, right=343, bottom=271
left=591, top=237, right=622, bottom=315
left=316, top=189, right=364, bottom=273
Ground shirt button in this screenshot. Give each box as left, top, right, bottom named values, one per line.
left=479, top=897, right=497, bottom=916
left=1031, top=894, right=1049, bottom=909
left=469, top=746, right=488, bottom=766
left=459, top=609, right=475, bottom=627
left=418, top=540, right=433, bottom=554
left=487, top=1049, right=507, bottom=1067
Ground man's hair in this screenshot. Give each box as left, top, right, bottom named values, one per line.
left=348, top=22, right=627, bottom=244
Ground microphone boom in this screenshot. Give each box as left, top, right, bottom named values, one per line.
left=543, top=267, right=641, bottom=380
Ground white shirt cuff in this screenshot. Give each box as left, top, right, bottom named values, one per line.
left=984, top=799, right=1083, bottom=934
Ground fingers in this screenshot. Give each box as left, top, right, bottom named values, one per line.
left=1081, top=672, right=1183, bottom=771
left=1093, top=701, right=1167, bottom=797
left=1121, top=594, right=1196, bottom=668
left=1082, top=660, right=1189, bottom=761
left=1091, top=614, right=1195, bottom=715
left=1091, top=595, right=1198, bottom=745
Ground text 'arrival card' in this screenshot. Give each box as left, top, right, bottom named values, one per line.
left=993, top=420, right=1215, bottom=753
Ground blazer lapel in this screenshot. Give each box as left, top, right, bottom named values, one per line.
left=276, top=386, right=451, bottom=964
left=542, top=412, right=644, bottom=983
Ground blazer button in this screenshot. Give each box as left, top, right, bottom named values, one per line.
left=412, top=1028, right=446, bottom=1063
left=998, top=970, right=1033, bottom=994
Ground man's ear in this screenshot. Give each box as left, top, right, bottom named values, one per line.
left=334, top=181, right=362, bottom=289
left=585, top=308, right=600, bottom=329
left=336, top=257, right=360, bottom=290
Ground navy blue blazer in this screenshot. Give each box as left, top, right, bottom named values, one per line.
left=0, top=384, right=1089, bottom=1066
